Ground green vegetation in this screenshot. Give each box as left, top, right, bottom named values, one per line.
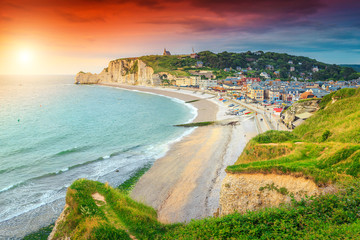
left=23, top=224, right=54, bottom=240
left=252, top=130, right=299, bottom=143
left=118, top=164, right=152, bottom=194
left=340, top=64, right=360, bottom=72
left=227, top=88, right=360, bottom=186
left=259, top=183, right=289, bottom=195
left=52, top=179, right=175, bottom=240
left=139, top=55, right=194, bottom=77
left=136, top=51, right=358, bottom=81
left=54, top=179, right=360, bottom=239
left=162, top=182, right=360, bottom=239
left=294, top=88, right=360, bottom=143
left=174, top=121, right=215, bottom=127
left=185, top=99, right=200, bottom=103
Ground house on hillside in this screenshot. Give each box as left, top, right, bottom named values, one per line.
left=190, top=53, right=199, bottom=59
left=266, top=65, right=274, bottom=70
left=260, top=72, right=270, bottom=79
left=312, top=66, right=319, bottom=72
left=196, top=61, right=203, bottom=68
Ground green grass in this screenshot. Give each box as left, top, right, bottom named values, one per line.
left=139, top=55, right=194, bottom=77
left=23, top=224, right=55, bottom=240
left=117, top=163, right=152, bottom=194
left=53, top=179, right=360, bottom=239
left=228, top=140, right=360, bottom=185
left=174, top=121, right=215, bottom=127
left=252, top=130, right=299, bottom=143
left=53, top=179, right=176, bottom=239
left=294, top=88, right=360, bottom=143
left=162, top=181, right=360, bottom=239
left=226, top=88, right=360, bottom=185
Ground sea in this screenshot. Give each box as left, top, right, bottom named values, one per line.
left=0, top=75, right=196, bottom=238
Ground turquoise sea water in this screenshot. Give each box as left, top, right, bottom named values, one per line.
left=0, top=75, right=195, bottom=236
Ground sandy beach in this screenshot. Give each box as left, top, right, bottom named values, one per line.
left=101, top=83, right=258, bottom=223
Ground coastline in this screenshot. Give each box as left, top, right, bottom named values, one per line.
left=20, top=83, right=258, bottom=238
left=100, top=83, right=258, bottom=223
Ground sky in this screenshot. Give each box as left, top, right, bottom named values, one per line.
left=1, top=0, right=359, bottom=74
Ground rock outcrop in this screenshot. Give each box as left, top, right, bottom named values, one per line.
left=281, top=99, right=320, bottom=128
left=75, top=59, right=161, bottom=86
left=219, top=173, right=335, bottom=216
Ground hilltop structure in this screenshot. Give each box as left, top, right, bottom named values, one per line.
left=163, top=48, right=171, bottom=56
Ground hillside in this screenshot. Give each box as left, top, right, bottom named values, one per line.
left=39, top=88, right=360, bottom=239
left=341, top=64, right=360, bottom=72
left=228, top=88, right=360, bottom=183
left=140, top=51, right=359, bottom=81
left=75, top=52, right=359, bottom=85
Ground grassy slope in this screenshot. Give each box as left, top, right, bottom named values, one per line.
left=139, top=55, right=193, bottom=76
left=54, top=88, right=360, bottom=239
left=228, top=88, right=360, bottom=185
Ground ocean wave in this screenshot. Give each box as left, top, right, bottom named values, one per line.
left=0, top=144, right=147, bottom=194
left=53, top=145, right=93, bottom=157
left=109, top=144, right=142, bottom=157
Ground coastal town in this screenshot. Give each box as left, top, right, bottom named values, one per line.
left=161, top=49, right=360, bottom=106
left=157, top=49, right=360, bottom=132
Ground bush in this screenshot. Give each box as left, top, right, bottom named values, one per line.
left=253, top=130, right=297, bottom=143
left=321, top=130, right=331, bottom=142
left=91, top=225, right=131, bottom=240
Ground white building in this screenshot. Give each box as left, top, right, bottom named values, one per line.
left=199, top=79, right=218, bottom=89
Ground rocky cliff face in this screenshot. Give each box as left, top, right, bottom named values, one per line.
left=282, top=99, right=320, bottom=128
left=219, top=173, right=334, bottom=216
left=75, top=59, right=161, bottom=86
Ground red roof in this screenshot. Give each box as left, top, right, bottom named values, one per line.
left=274, top=108, right=283, bottom=112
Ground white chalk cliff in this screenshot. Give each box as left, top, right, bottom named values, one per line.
left=75, top=59, right=161, bottom=86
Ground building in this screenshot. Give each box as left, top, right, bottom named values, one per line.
left=300, top=91, right=316, bottom=99
left=175, top=76, right=200, bottom=87
left=290, top=66, right=295, bottom=72
left=312, top=66, right=319, bottom=72
left=190, top=47, right=199, bottom=59
left=199, top=79, right=218, bottom=89
left=260, top=72, right=271, bottom=79
left=196, top=61, right=203, bottom=68
left=268, top=88, right=281, bottom=101
left=190, top=53, right=199, bottom=59
left=163, top=48, right=171, bottom=56
left=249, top=83, right=264, bottom=101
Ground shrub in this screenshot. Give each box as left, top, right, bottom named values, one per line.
left=321, top=130, right=331, bottom=142
left=90, top=225, right=131, bottom=240
left=252, top=130, right=297, bottom=143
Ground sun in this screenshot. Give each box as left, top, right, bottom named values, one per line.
left=18, top=50, right=32, bottom=64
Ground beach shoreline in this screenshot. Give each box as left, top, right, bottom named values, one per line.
left=17, top=83, right=258, bottom=238
left=99, top=83, right=258, bottom=223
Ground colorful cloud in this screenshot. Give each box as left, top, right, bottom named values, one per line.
left=1, top=0, right=359, bottom=74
